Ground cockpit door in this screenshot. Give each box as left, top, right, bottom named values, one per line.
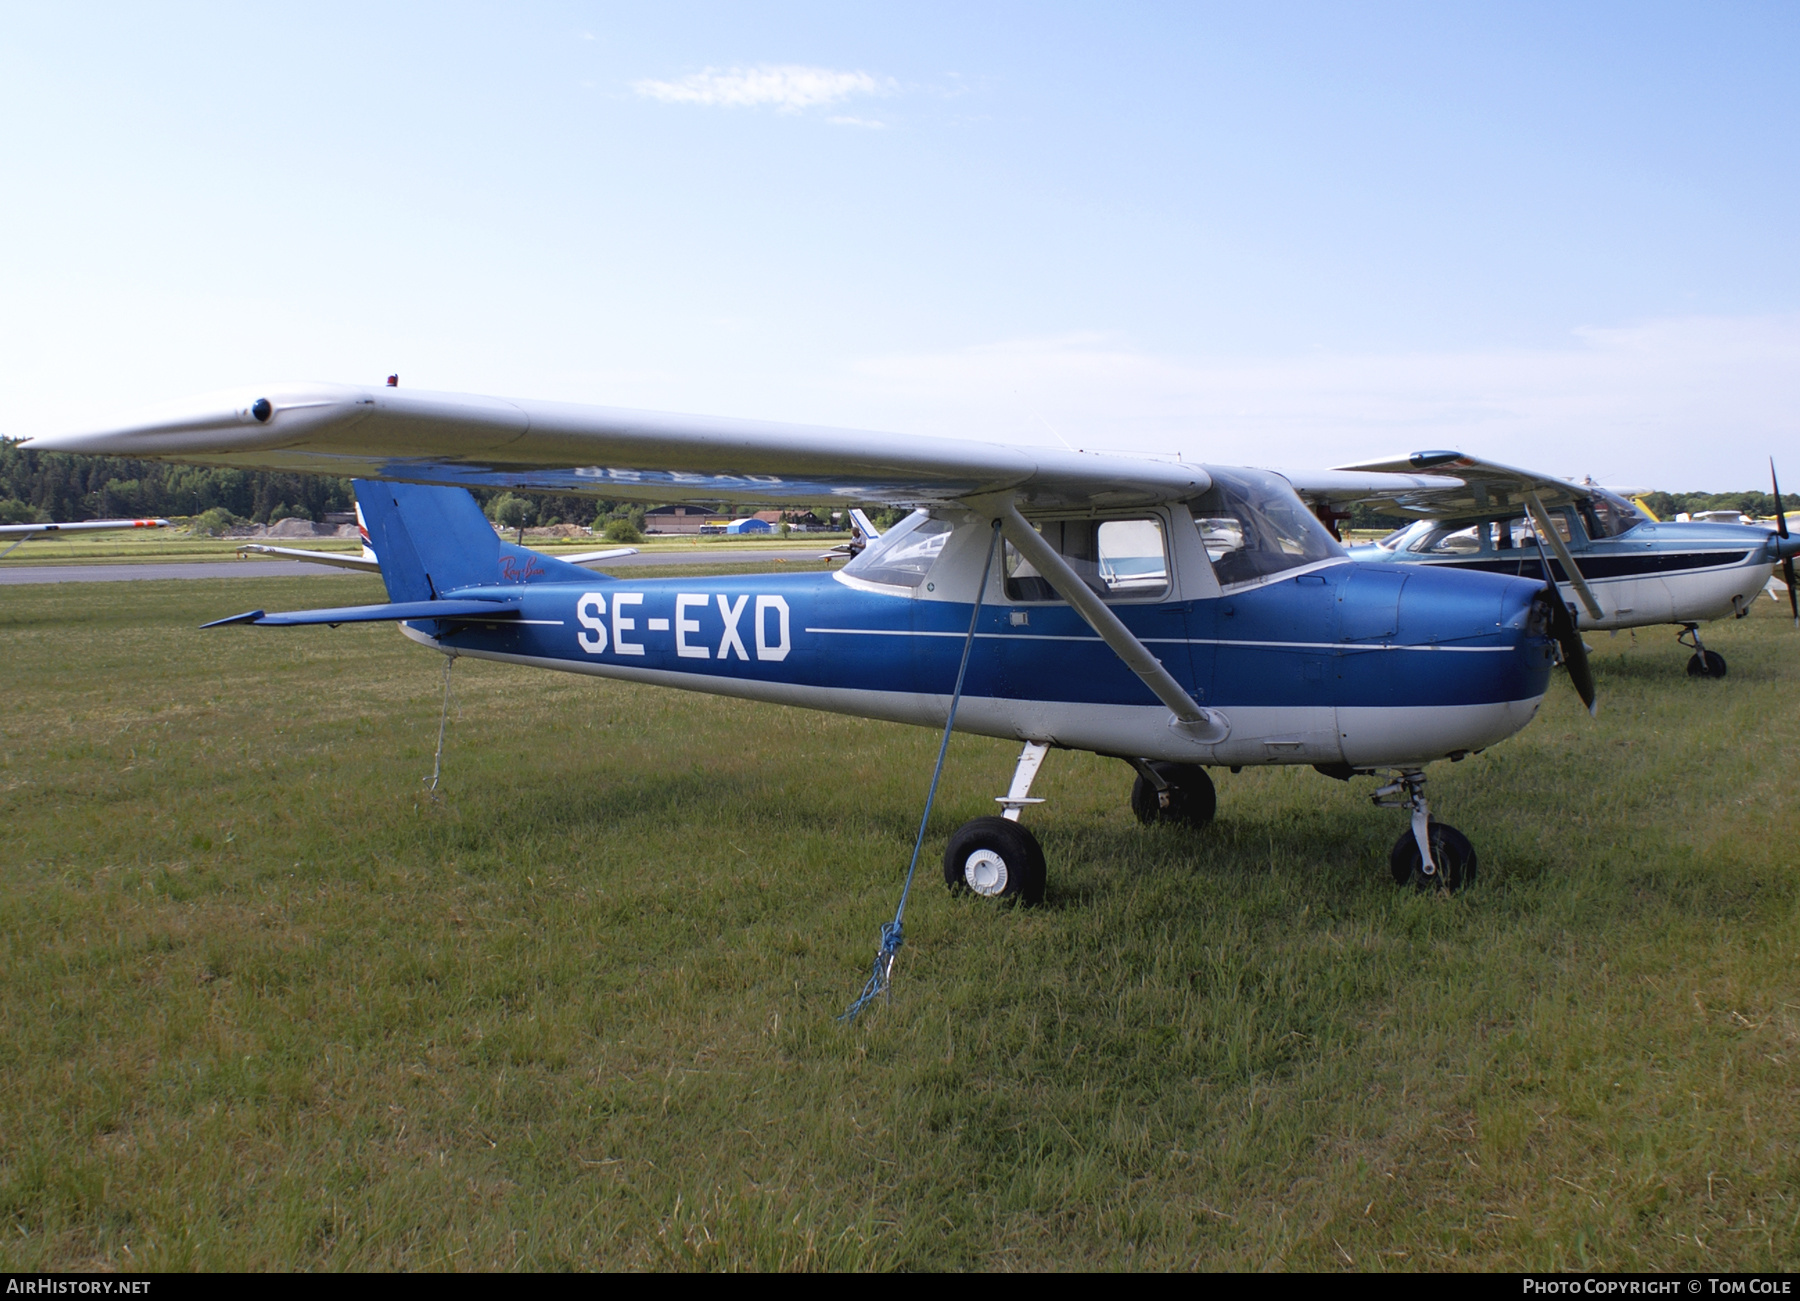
left=997, top=513, right=1202, bottom=709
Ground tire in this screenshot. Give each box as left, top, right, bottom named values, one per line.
left=1389, top=820, right=1478, bottom=891
left=1686, top=650, right=1727, bottom=679
left=1130, top=762, right=1217, bottom=829
left=943, top=816, right=1046, bottom=906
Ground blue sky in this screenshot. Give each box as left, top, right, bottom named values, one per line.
left=3, top=2, right=1796, bottom=487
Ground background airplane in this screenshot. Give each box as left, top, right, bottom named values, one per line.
left=1289, top=453, right=1800, bottom=679
left=822, top=507, right=883, bottom=561
left=30, top=382, right=1591, bottom=910
left=237, top=502, right=639, bottom=573
left=0, top=516, right=170, bottom=558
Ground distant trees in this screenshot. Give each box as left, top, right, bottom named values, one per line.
left=0, top=437, right=356, bottom=524
left=0, top=442, right=884, bottom=532
left=487, top=493, right=535, bottom=541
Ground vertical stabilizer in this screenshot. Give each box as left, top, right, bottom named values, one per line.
left=351, top=480, right=603, bottom=601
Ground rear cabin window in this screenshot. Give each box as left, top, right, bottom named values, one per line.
left=1005, top=517, right=1170, bottom=602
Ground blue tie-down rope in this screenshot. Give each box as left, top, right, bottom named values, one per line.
left=841, top=518, right=1003, bottom=1022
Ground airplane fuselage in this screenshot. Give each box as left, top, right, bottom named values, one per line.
left=1349, top=520, right=1780, bottom=631
left=402, top=557, right=1555, bottom=771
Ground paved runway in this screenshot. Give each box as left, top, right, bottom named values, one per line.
left=0, top=550, right=831, bottom=585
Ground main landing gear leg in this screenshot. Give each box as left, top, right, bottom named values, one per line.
left=1678, top=623, right=1727, bottom=678
left=1374, top=769, right=1477, bottom=891
left=944, top=741, right=1049, bottom=905
left=1125, top=758, right=1217, bottom=828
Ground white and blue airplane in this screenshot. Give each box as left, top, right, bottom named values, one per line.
left=32, top=384, right=1605, bottom=897
left=236, top=501, right=640, bottom=573
left=1292, top=453, right=1800, bottom=679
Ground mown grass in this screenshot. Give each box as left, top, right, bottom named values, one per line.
left=0, top=576, right=1797, bottom=1270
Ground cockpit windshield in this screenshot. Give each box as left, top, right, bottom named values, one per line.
left=1583, top=486, right=1650, bottom=538
left=1190, top=468, right=1345, bottom=586
left=840, top=509, right=952, bottom=588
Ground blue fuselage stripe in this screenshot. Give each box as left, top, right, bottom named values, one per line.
left=418, top=563, right=1553, bottom=711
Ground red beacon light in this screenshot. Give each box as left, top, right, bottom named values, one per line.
left=386, top=374, right=399, bottom=387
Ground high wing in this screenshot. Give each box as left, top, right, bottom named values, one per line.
left=26, top=383, right=1209, bottom=512
left=0, top=516, right=170, bottom=558
left=0, top=517, right=170, bottom=536
left=1285, top=451, right=1591, bottom=522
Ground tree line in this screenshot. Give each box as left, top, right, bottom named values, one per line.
left=0, top=440, right=657, bottom=530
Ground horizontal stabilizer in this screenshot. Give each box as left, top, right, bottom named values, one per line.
left=236, top=543, right=382, bottom=572
left=557, top=546, right=638, bottom=567
left=201, top=598, right=520, bottom=629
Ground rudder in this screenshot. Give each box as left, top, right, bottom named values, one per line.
left=352, top=480, right=604, bottom=601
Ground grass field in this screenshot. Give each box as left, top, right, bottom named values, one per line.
left=1, top=573, right=1797, bottom=1270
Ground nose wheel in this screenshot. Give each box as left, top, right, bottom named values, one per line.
left=1389, top=819, right=1477, bottom=890
left=1679, top=624, right=1727, bottom=678
left=1372, top=769, right=1477, bottom=892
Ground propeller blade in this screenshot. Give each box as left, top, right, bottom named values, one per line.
left=1772, top=461, right=1796, bottom=625
left=1773, top=458, right=1790, bottom=540
left=1546, top=589, right=1598, bottom=716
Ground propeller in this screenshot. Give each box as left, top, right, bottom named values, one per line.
left=1529, top=529, right=1598, bottom=715
left=1547, top=592, right=1598, bottom=715
left=1773, top=459, right=1798, bottom=627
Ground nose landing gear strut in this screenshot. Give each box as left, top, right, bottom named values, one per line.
left=1374, top=769, right=1477, bottom=891
left=1678, top=623, right=1727, bottom=678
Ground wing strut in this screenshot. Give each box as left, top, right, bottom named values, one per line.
left=995, top=500, right=1228, bottom=743
left=1525, top=492, right=1604, bottom=622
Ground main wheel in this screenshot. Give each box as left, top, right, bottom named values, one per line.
left=1686, top=650, right=1727, bottom=678
left=943, top=816, right=1046, bottom=906
left=1389, top=820, right=1478, bottom=891
left=1130, top=762, right=1217, bottom=829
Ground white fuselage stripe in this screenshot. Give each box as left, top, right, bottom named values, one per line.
left=803, top=627, right=1513, bottom=653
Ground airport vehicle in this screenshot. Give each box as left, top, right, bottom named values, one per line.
left=0, top=515, right=169, bottom=557
left=32, top=384, right=1590, bottom=903
left=1291, top=453, right=1800, bottom=679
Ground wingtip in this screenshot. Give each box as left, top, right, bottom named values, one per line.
left=199, top=610, right=265, bottom=629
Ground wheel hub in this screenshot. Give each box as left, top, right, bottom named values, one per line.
left=962, top=849, right=1009, bottom=896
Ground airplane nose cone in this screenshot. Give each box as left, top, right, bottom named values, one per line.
left=1389, top=565, right=1542, bottom=644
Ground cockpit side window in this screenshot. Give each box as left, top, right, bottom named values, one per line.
left=1190, top=468, right=1345, bottom=587
left=1004, top=517, right=1170, bottom=601
left=841, top=509, right=952, bottom=588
